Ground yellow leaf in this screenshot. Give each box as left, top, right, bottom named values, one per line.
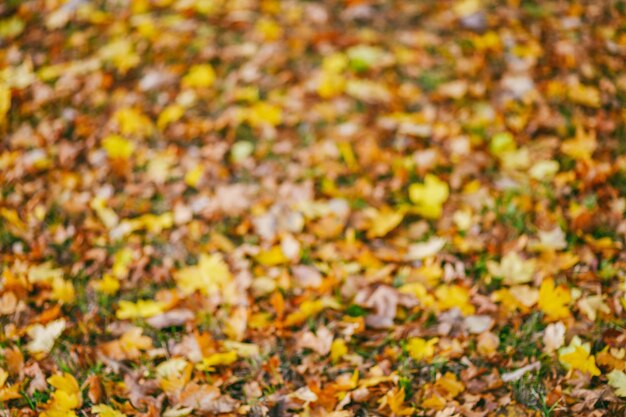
left=561, top=126, right=597, bottom=161
left=0, top=207, right=26, bottom=230
left=98, top=39, right=139, bottom=73
left=233, top=86, right=259, bottom=102
left=367, top=207, right=404, bottom=239
left=529, top=160, right=559, bottom=181
left=322, top=53, right=348, bottom=73
left=222, top=341, right=260, bottom=358
left=246, top=102, right=282, bottom=127
left=41, top=407, right=78, bottom=417
left=92, top=404, right=127, bottom=417
left=256, top=246, right=289, bottom=266
left=197, top=351, right=238, bottom=371
left=51, top=277, right=75, bottom=304
left=42, top=373, right=81, bottom=417
left=0, top=83, right=10, bottom=124
left=93, top=274, right=120, bottom=295
left=407, top=337, right=438, bottom=362
left=124, top=212, right=174, bottom=234
left=113, top=107, right=153, bottom=136
left=90, top=197, right=119, bottom=229
left=435, top=285, right=475, bottom=315
left=284, top=299, right=325, bottom=326
left=408, top=174, right=449, bottom=219
left=116, top=300, right=165, bottom=319
left=436, top=372, right=464, bottom=397
left=156, top=358, right=191, bottom=393
left=102, top=134, right=135, bottom=160
left=454, top=0, right=481, bottom=17
left=345, top=79, right=390, bottom=102
left=330, top=339, right=348, bottom=363
left=568, top=84, right=601, bottom=107
left=0, top=367, right=21, bottom=401
left=489, top=132, right=516, bottom=156
left=421, top=393, right=446, bottom=410
left=255, top=18, right=283, bottom=41
left=317, top=71, right=345, bottom=99
left=538, top=278, right=571, bottom=321
left=337, top=141, right=357, bottom=169
left=378, top=388, right=414, bottom=416
left=486, top=252, right=535, bottom=285
left=174, top=253, right=232, bottom=296
left=48, top=373, right=79, bottom=397
left=608, top=370, right=626, bottom=397
left=560, top=346, right=600, bottom=376
left=157, top=104, right=185, bottom=130
left=0, top=383, right=21, bottom=402
left=184, top=164, right=204, bottom=188
left=112, top=247, right=133, bottom=278
left=399, top=283, right=436, bottom=308
left=182, top=64, right=215, bottom=89
left=119, top=327, right=153, bottom=358
left=559, top=337, right=600, bottom=376
left=28, top=263, right=64, bottom=284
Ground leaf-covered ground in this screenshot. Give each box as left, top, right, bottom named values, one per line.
left=2, top=0, right=626, bottom=416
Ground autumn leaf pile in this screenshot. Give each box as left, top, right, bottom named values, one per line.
left=2, top=0, right=626, bottom=416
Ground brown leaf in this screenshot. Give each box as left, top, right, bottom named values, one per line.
left=146, top=309, right=194, bottom=329
left=354, top=285, right=418, bottom=329
left=179, top=383, right=238, bottom=414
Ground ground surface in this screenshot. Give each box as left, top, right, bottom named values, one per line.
left=1, top=0, right=626, bottom=416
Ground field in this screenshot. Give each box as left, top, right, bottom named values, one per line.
left=1, top=1, right=626, bottom=416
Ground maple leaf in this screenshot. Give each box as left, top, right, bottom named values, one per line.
left=119, top=327, right=153, bottom=358
left=26, top=319, right=66, bottom=357
left=408, top=174, right=449, bottom=219
left=608, top=370, right=626, bottom=397
left=561, top=126, right=597, bottom=161
left=406, top=237, right=446, bottom=260
left=559, top=337, right=600, bottom=376
left=184, top=164, right=204, bottom=188
left=538, top=278, right=571, bottom=321
left=182, top=64, right=216, bottom=89
left=284, top=299, right=327, bottom=326
left=92, top=274, right=120, bottom=295
left=568, top=84, right=601, bottom=107
left=113, top=107, right=153, bottom=137
left=407, top=337, right=438, bottom=362
left=174, top=253, right=232, bottom=296
left=255, top=245, right=289, bottom=266
left=28, top=263, right=64, bottom=284
left=0, top=367, right=21, bottom=401
left=435, top=285, right=475, bottom=315
left=486, top=252, right=535, bottom=285
left=435, top=372, right=465, bottom=397
left=98, top=38, right=139, bottom=73
left=318, top=71, right=346, bottom=99
left=367, top=207, right=404, bottom=238
left=116, top=300, right=166, bottom=320
left=41, top=373, right=81, bottom=417
left=157, top=104, right=185, bottom=130
left=92, top=404, right=127, bottom=417
left=156, top=358, right=191, bottom=393
left=331, top=339, right=348, bottom=363
left=378, top=388, right=415, bottom=416
left=51, top=277, right=75, bottom=304
left=0, top=82, right=10, bottom=124
left=102, top=134, right=135, bottom=160
left=543, top=322, right=566, bottom=353
left=197, top=351, right=238, bottom=372
left=246, top=102, right=282, bottom=127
